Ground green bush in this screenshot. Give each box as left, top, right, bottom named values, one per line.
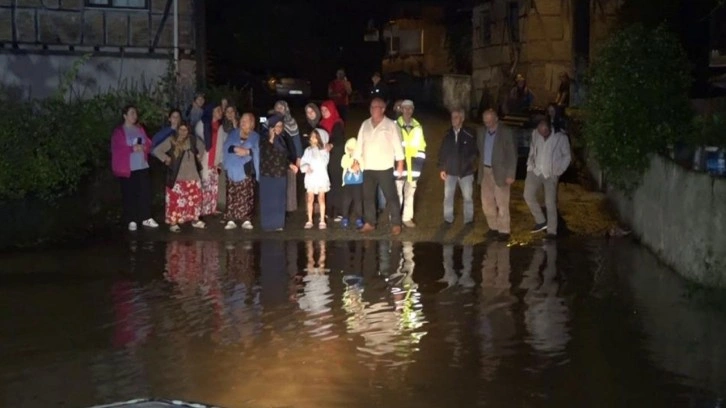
left=0, top=84, right=169, bottom=202
left=584, top=24, right=693, bottom=192
left=690, top=113, right=726, bottom=148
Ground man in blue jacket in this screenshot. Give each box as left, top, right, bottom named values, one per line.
left=437, top=107, right=479, bottom=225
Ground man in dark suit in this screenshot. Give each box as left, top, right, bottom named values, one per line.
left=477, top=109, right=517, bottom=241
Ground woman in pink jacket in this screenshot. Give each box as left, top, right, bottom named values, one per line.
left=111, top=105, right=159, bottom=231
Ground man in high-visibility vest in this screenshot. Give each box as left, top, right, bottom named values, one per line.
left=394, top=100, right=427, bottom=228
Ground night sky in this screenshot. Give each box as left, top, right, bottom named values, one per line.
left=205, top=0, right=458, bottom=97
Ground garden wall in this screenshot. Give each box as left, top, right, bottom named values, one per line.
left=607, top=155, right=726, bottom=288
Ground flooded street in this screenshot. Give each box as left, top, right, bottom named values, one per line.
left=2, top=238, right=725, bottom=408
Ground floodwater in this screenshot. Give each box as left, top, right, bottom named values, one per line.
left=1, top=238, right=725, bottom=408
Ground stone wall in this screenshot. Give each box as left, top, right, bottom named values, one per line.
left=0, top=52, right=196, bottom=99
left=472, top=0, right=573, bottom=112
left=381, top=17, right=450, bottom=77
left=471, top=0, right=621, bottom=111
left=0, top=0, right=194, bottom=49
left=607, top=155, right=726, bottom=288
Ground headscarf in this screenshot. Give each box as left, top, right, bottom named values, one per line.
left=313, top=128, right=329, bottom=145
left=266, top=114, right=287, bottom=152
left=305, top=102, right=321, bottom=129
left=274, top=100, right=299, bottom=136
left=319, top=100, right=343, bottom=134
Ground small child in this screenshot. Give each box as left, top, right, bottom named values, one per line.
left=340, top=137, right=364, bottom=229
left=300, top=129, right=331, bottom=229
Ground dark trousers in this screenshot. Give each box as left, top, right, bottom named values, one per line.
left=336, top=104, right=348, bottom=122
left=119, top=168, right=152, bottom=224
left=363, top=169, right=401, bottom=227
left=341, top=184, right=363, bottom=220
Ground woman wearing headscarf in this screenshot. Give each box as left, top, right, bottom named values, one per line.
left=223, top=112, right=260, bottom=230
left=152, top=123, right=207, bottom=232
left=273, top=100, right=303, bottom=213
left=259, top=114, right=298, bottom=231
left=195, top=106, right=228, bottom=217
left=319, top=100, right=345, bottom=221
left=303, top=102, right=322, bottom=147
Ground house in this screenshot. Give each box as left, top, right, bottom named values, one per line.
left=381, top=2, right=451, bottom=77
left=0, top=0, right=203, bottom=100
left=471, top=0, right=621, bottom=112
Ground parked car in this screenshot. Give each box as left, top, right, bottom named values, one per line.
left=264, top=72, right=311, bottom=100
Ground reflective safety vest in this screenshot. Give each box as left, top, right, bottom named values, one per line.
left=394, top=116, right=426, bottom=182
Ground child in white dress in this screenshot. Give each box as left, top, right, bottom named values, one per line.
left=300, top=128, right=331, bottom=229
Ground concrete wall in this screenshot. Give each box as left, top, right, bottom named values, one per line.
left=0, top=53, right=196, bottom=100
left=607, top=155, right=726, bottom=288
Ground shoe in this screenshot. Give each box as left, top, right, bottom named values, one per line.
left=304, top=221, right=313, bottom=229
left=224, top=221, right=238, bottom=230
left=169, top=225, right=181, bottom=233
left=142, top=218, right=159, bottom=228
left=319, top=222, right=327, bottom=230
left=464, top=220, right=474, bottom=226
left=545, top=233, right=557, bottom=240
left=355, top=218, right=365, bottom=229
left=498, top=232, right=511, bottom=242
left=359, top=223, right=375, bottom=233
left=485, top=229, right=499, bottom=239
left=191, top=220, right=206, bottom=229
left=530, top=222, right=547, bottom=233
left=241, top=220, right=254, bottom=230
left=403, top=220, right=416, bottom=228
left=334, top=215, right=343, bottom=222
left=128, top=221, right=137, bottom=231
left=341, top=218, right=350, bottom=228
left=391, top=225, right=402, bottom=236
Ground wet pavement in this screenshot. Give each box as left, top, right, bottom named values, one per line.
left=2, top=238, right=726, bottom=408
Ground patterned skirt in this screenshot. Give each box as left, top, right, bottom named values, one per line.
left=225, top=177, right=256, bottom=222
left=165, top=180, right=203, bottom=225
left=201, top=169, right=220, bottom=216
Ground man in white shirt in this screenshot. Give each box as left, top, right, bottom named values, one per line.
left=524, top=119, right=571, bottom=239
left=354, top=97, right=405, bottom=235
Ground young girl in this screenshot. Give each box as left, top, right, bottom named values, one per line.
left=300, top=129, right=331, bottom=229
left=153, top=123, right=207, bottom=232
left=340, top=137, right=364, bottom=229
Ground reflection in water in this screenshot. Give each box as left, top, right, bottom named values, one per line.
left=478, top=241, right=517, bottom=381
left=297, top=240, right=335, bottom=340
left=2, top=239, right=725, bottom=407
left=440, top=244, right=475, bottom=289
left=521, top=241, right=571, bottom=359
left=343, top=241, right=427, bottom=366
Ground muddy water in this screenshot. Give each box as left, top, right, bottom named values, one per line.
left=1, top=239, right=725, bottom=408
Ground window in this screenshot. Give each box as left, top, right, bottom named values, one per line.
left=385, top=29, right=424, bottom=55
left=479, top=9, right=492, bottom=46
left=85, top=0, right=148, bottom=9
left=508, top=1, right=520, bottom=43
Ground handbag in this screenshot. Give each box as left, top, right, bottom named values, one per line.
left=343, top=169, right=363, bottom=185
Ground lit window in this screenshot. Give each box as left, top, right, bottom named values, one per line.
left=85, top=0, right=148, bottom=9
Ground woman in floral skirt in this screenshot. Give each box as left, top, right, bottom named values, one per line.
left=153, top=123, right=207, bottom=232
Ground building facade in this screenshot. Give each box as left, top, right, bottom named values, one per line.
left=381, top=3, right=451, bottom=77
left=0, top=0, right=200, bottom=100
left=471, top=0, right=621, bottom=111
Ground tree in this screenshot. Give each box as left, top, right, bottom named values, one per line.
left=584, top=24, right=692, bottom=193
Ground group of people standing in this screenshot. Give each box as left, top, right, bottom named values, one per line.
left=111, top=70, right=571, bottom=240
left=437, top=106, right=571, bottom=241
